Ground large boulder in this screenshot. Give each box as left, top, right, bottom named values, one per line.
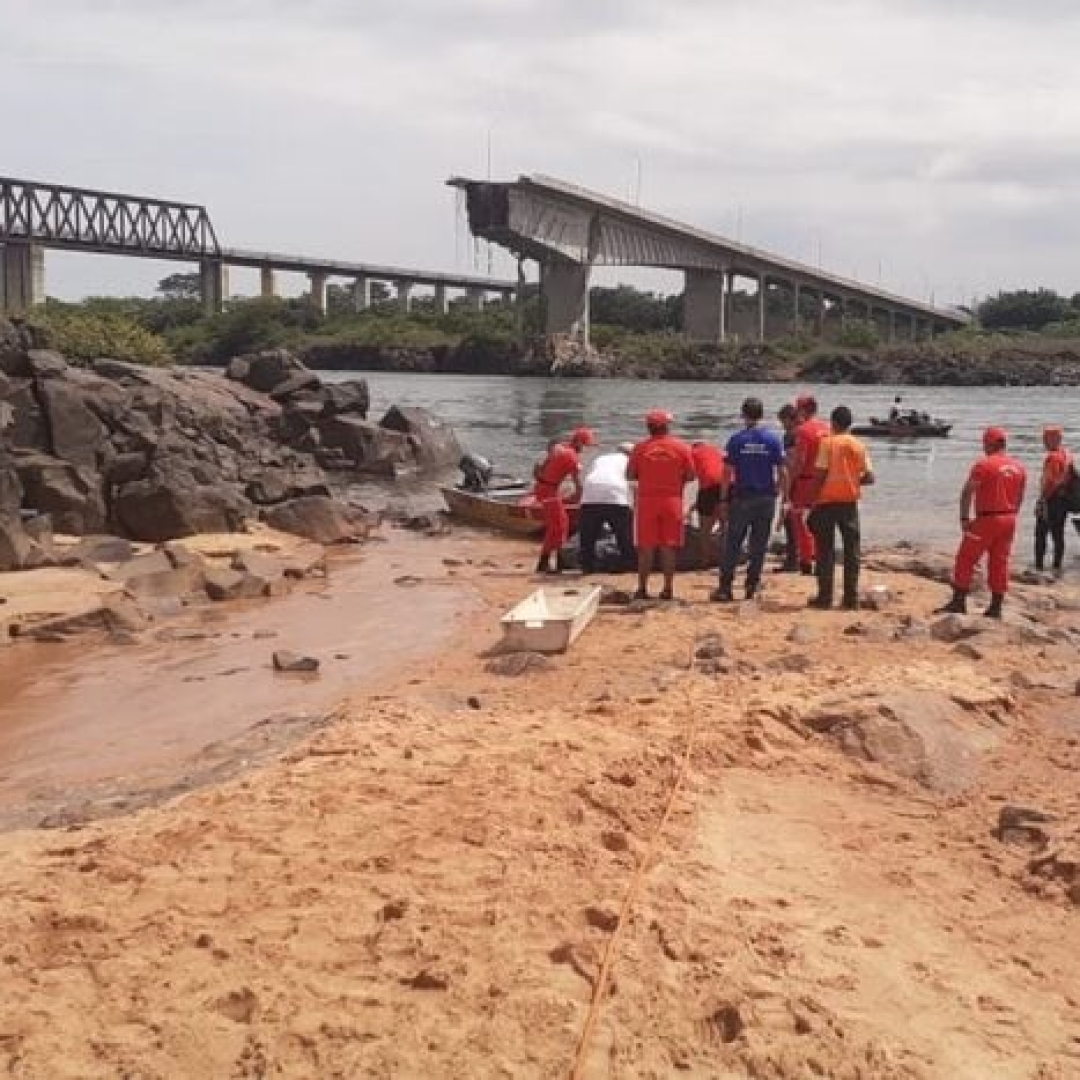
left=379, top=405, right=461, bottom=472
left=36, top=378, right=110, bottom=471
left=15, top=453, right=107, bottom=534
left=320, top=379, right=369, bottom=419
left=317, top=416, right=416, bottom=475
left=263, top=496, right=375, bottom=544
left=227, top=349, right=315, bottom=395
left=3, top=380, right=49, bottom=452
left=112, top=474, right=248, bottom=542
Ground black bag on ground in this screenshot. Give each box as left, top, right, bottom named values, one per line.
left=1061, top=458, right=1080, bottom=513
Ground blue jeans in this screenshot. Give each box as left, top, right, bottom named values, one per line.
left=720, top=495, right=776, bottom=592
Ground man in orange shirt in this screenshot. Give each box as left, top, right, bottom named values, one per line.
left=787, top=394, right=830, bottom=575
left=807, top=405, right=875, bottom=610
left=627, top=410, right=696, bottom=600
left=1034, top=425, right=1072, bottom=573
left=532, top=426, right=596, bottom=574
left=939, top=427, right=1027, bottom=619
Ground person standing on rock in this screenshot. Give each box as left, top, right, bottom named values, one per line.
left=939, top=427, right=1027, bottom=619
left=627, top=411, right=696, bottom=600
left=579, top=442, right=636, bottom=574
left=532, top=426, right=596, bottom=574
left=806, top=406, right=875, bottom=610
left=1034, top=425, right=1073, bottom=574
left=713, top=397, right=788, bottom=602
left=786, top=394, right=830, bottom=577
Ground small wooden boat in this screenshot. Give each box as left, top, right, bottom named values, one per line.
left=440, top=485, right=581, bottom=538
left=851, top=418, right=952, bottom=439
left=500, top=584, right=602, bottom=653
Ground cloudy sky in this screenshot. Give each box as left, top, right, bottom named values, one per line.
left=4, top=0, right=1080, bottom=306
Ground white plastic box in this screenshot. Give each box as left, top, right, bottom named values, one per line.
left=499, top=584, right=603, bottom=653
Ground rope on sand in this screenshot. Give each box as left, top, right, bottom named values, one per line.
left=568, top=640, right=700, bottom=1080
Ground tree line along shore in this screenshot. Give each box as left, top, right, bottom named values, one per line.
left=18, top=279, right=1080, bottom=385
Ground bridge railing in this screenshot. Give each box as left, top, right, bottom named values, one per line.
left=0, top=177, right=220, bottom=259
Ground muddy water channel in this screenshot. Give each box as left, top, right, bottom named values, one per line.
left=0, top=532, right=477, bottom=829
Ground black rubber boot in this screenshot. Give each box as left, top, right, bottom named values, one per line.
left=936, top=589, right=968, bottom=615
left=983, top=593, right=1004, bottom=620
left=799, top=562, right=814, bottom=576
left=536, top=555, right=552, bottom=574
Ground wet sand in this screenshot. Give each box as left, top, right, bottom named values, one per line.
left=0, top=531, right=477, bottom=829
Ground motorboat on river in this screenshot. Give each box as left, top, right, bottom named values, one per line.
left=851, top=417, right=952, bottom=439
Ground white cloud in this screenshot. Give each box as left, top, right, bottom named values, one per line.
left=2, top=0, right=1079, bottom=303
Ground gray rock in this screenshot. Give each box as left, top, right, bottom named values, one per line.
left=273, top=649, right=320, bottom=673
left=268, top=370, right=321, bottom=401
left=320, top=379, right=369, bottom=419
left=107, top=551, right=206, bottom=599
left=112, top=475, right=247, bottom=542
left=930, top=614, right=987, bottom=643
left=263, top=495, right=374, bottom=544
left=205, top=568, right=266, bottom=601
left=233, top=349, right=310, bottom=394
left=318, top=416, right=416, bottom=475
left=379, top=405, right=462, bottom=472
left=15, top=453, right=107, bottom=534
left=67, top=534, right=135, bottom=565
left=37, top=378, right=109, bottom=470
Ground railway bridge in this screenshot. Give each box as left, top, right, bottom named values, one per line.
left=0, top=176, right=514, bottom=316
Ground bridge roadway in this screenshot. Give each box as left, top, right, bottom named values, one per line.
left=0, top=176, right=514, bottom=316
left=448, top=173, right=968, bottom=343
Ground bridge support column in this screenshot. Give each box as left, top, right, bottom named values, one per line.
left=888, top=309, right=897, bottom=343
left=395, top=280, right=413, bottom=313
left=816, top=292, right=827, bottom=338
left=259, top=266, right=277, bottom=299
left=466, top=287, right=485, bottom=311
left=433, top=283, right=449, bottom=315
left=757, top=274, right=767, bottom=342
left=308, top=271, right=328, bottom=315
left=0, top=243, right=45, bottom=315
left=683, top=269, right=725, bottom=343
left=792, top=282, right=801, bottom=336
left=352, top=277, right=371, bottom=312
left=541, top=259, right=590, bottom=340
left=199, top=259, right=228, bottom=315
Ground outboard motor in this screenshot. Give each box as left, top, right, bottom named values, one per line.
left=458, top=452, right=494, bottom=492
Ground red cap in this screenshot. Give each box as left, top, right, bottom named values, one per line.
left=646, top=409, right=674, bottom=429
left=983, top=426, right=1008, bottom=448
left=570, top=426, right=596, bottom=448
left=795, top=394, right=817, bottom=414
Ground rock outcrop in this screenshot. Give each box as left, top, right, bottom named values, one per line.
left=0, top=326, right=461, bottom=562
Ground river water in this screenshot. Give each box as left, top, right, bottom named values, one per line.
left=332, top=371, right=1080, bottom=550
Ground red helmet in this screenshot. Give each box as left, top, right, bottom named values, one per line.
left=646, top=409, right=674, bottom=429
left=983, top=426, right=1007, bottom=449
left=569, top=426, right=597, bottom=448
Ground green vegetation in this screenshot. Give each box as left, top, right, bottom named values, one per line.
left=16, top=281, right=1080, bottom=383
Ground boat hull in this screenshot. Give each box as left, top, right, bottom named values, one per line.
left=851, top=424, right=952, bottom=439
left=440, top=486, right=579, bottom=538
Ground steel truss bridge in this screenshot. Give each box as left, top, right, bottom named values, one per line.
left=0, top=176, right=513, bottom=315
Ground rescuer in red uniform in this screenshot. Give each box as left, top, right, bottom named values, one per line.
left=787, top=394, right=830, bottom=575
left=939, top=426, right=1027, bottom=619
left=627, top=410, right=696, bottom=600
left=532, top=426, right=596, bottom=573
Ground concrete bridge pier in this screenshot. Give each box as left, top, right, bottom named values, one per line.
left=756, top=274, right=767, bottom=342
left=259, top=266, right=277, bottom=299
left=395, top=280, right=413, bottom=313
left=683, top=269, right=726, bottom=342
left=466, top=286, right=486, bottom=312
left=308, top=271, right=328, bottom=314
left=0, top=243, right=46, bottom=314
left=433, top=283, right=448, bottom=315
left=540, top=259, right=590, bottom=340
left=352, top=277, right=371, bottom=312
left=199, top=259, right=229, bottom=315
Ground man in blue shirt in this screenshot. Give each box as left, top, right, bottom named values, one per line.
left=713, top=397, right=788, bottom=602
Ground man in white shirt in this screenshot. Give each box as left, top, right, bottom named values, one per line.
left=579, top=442, right=636, bottom=573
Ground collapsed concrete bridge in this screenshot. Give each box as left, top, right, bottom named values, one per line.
left=448, top=173, right=968, bottom=344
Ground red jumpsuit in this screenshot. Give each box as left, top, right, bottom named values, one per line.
left=533, top=444, right=580, bottom=559
left=952, top=453, right=1027, bottom=594
left=791, top=417, right=830, bottom=564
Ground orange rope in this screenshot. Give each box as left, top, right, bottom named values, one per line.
left=569, top=646, right=700, bottom=1080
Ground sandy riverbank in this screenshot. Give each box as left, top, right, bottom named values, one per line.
left=0, top=532, right=1078, bottom=1078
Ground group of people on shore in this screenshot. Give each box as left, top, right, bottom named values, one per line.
left=529, top=399, right=1078, bottom=619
